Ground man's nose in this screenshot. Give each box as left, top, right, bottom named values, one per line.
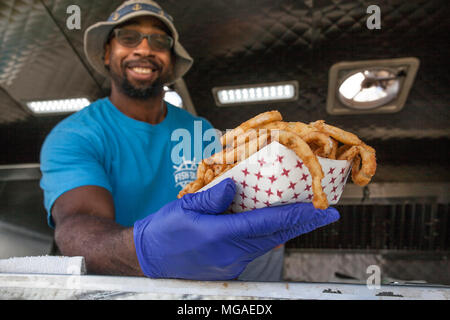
left=132, top=37, right=154, bottom=56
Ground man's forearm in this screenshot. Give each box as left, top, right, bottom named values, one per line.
left=54, top=214, right=144, bottom=276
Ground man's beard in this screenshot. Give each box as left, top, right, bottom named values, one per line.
left=119, top=75, right=165, bottom=100
left=109, top=60, right=173, bottom=100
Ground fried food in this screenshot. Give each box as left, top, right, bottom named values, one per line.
left=337, top=145, right=359, bottom=161
left=351, top=145, right=377, bottom=186
left=302, top=131, right=333, bottom=158
left=309, top=120, right=362, bottom=146
left=328, top=138, right=339, bottom=160
left=220, top=110, right=282, bottom=147
left=178, top=111, right=377, bottom=209
left=276, top=130, right=328, bottom=209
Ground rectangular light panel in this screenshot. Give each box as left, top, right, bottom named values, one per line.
left=26, top=98, right=90, bottom=114
left=212, top=81, right=298, bottom=106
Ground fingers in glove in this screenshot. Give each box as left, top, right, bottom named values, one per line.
left=181, top=178, right=236, bottom=214
left=243, top=207, right=340, bottom=252
left=223, top=203, right=340, bottom=239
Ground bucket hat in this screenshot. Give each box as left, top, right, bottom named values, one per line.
left=84, top=0, right=193, bottom=85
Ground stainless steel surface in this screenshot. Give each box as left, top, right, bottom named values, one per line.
left=340, top=182, right=450, bottom=204
left=0, top=221, right=52, bottom=259
left=284, top=249, right=450, bottom=286
left=0, top=86, right=31, bottom=124
left=1, top=273, right=449, bottom=300
left=0, top=164, right=41, bottom=181
left=0, top=0, right=448, bottom=147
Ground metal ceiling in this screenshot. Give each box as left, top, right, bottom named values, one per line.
left=0, top=0, right=449, bottom=165
left=0, top=85, right=30, bottom=124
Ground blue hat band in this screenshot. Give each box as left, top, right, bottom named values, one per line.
left=108, top=3, right=173, bottom=22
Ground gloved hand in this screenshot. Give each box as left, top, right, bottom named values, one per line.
left=134, top=178, right=339, bottom=280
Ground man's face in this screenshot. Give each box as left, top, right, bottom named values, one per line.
left=104, top=16, right=174, bottom=99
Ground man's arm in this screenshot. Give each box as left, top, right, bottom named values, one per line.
left=52, top=185, right=144, bottom=276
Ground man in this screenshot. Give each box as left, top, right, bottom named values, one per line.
left=40, top=0, right=339, bottom=280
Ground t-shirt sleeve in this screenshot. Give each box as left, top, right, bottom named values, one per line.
left=39, top=129, right=112, bottom=228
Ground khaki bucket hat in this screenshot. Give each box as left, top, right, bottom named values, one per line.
left=84, top=0, right=193, bottom=85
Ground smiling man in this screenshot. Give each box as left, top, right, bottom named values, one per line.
left=39, top=0, right=340, bottom=280
left=106, top=16, right=174, bottom=104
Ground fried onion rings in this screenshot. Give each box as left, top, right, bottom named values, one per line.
left=178, top=111, right=377, bottom=209
left=220, top=110, right=282, bottom=147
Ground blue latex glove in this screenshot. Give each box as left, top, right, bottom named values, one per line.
left=134, top=178, right=339, bottom=280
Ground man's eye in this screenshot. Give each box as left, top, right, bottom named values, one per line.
left=154, top=35, right=171, bottom=45
left=153, top=38, right=166, bottom=45
left=122, top=36, right=137, bottom=42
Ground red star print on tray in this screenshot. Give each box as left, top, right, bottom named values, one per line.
left=197, top=142, right=352, bottom=213
left=281, top=168, right=290, bottom=177
left=265, top=188, right=274, bottom=197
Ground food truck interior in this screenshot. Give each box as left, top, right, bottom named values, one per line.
left=0, top=0, right=449, bottom=298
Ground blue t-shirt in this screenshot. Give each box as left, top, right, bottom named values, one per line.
left=40, top=97, right=220, bottom=227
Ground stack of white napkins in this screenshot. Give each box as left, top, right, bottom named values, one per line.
left=0, top=255, right=86, bottom=275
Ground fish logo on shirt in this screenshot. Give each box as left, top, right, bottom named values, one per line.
left=173, top=157, right=198, bottom=189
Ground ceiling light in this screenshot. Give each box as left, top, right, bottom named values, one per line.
left=327, top=57, right=420, bottom=115
left=212, top=81, right=298, bottom=106
left=338, top=69, right=401, bottom=109
left=26, top=98, right=90, bottom=115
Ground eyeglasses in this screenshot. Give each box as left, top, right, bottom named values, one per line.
left=112, top=29, right=174, bottom=51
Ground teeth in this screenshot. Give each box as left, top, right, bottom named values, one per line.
left=132, top=67, right=152, bottom=74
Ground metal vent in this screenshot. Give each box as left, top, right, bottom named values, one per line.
left=286, top=201, right=450, bottom=251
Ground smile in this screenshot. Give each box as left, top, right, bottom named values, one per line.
left=130, top=67, right=155, bottom=75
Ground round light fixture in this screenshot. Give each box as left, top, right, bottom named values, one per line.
left=338, top=69, right=401, bottom=110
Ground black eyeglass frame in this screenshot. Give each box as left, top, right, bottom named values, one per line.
left=111, top=28, right=174, bottom=51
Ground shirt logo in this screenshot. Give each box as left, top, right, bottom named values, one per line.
left=173, top=157, right=198, bottom=189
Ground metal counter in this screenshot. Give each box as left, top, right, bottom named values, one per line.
left=1, top=273, right=450, bottom=300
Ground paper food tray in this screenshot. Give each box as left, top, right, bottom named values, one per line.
left=198, top=141, right=352, bottom=212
